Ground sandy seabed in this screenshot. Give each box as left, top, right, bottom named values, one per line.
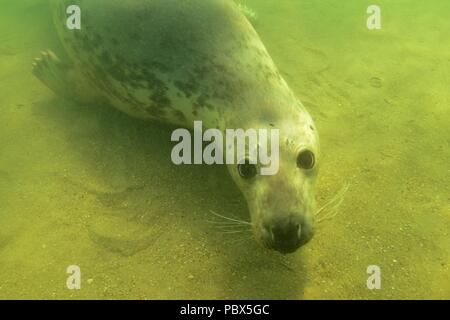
left=0, top=0, right=448, bottom=299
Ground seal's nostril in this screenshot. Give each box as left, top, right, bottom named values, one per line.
left=262, top=218, right=308, bottom=253
left=260, top=226, right=274, bottom=247
left=271, top=222, right=300, bottom=244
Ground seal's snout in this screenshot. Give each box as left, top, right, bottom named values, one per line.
left=262, top=214, right=314, bottom=254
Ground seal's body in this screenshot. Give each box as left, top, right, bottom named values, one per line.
left=34, top=0, right=320, bottom=253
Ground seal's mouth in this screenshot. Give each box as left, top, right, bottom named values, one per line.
left=258, top=216, right=315, bottom=254
left=208, top=210, right=314, bottom=254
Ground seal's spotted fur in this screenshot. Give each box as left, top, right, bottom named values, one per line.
left=34, top=0, right=320, bottom=253
left=36, top=0, right=288, bottom=129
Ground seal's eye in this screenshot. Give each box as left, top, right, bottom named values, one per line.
left=297, top=150, right=315, bottom=170
left=237, top=160, right=257, bottom=179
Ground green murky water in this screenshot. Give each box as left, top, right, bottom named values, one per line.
left=0, top=0, right=448, bottom=299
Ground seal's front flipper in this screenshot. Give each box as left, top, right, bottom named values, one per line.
left=32, top=50, right=73, bottom=97
left=32, top=50, right=104, bottom=105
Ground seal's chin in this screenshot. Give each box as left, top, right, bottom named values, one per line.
left=256, top=217, right=315, bottom=254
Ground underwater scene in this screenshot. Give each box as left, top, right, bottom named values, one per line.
left=0, top=0, right=448, bottom=300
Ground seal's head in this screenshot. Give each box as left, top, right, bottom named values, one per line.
left=227, top=106, right=319, bottom=254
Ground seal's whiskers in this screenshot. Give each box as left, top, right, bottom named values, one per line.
left=207, top=211, right=253, bottom=235
left=315, top=183, right=349, bottom=223
left=206, top=220, right=251, bottom=232
left=209, top=210, right=252, bottom=226
left=206, top=220, right=249, bottom=227
left=218, top=229, right=251, bottom=234
left=212, top=225, right=250, bottom=231
left=210, top=225, right=251, bottom=234
left=223, top=234, right=254, bottom=245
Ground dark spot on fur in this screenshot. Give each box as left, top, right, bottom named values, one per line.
left=174, top=78, right=199, bottom=99
left=92, top=33, right=103, bottom=45
left=142, top=61, right=172, bottom=74
left=108, top=65, right=127, bottom=82
left=129, top=33, right=141, bottom=42
left=173, top=110, right=187, bottom=123
left=145, top=105, right=166, bottom=119
left=150, top=88, right=171, bottom=108
left=99, top=51, right=113, bottom=65
left=194, top=94, right=213, bottom=110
